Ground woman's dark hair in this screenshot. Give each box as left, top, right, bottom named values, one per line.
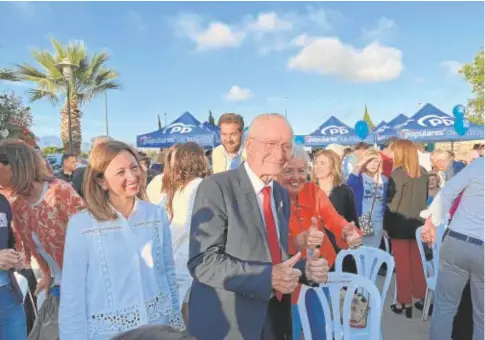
left=112, top=325, right=194, bottom=340
left=165, top=142, right=210, bottom=221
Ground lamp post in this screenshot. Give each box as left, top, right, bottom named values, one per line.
left=164, top=112, right=167, bottom=126
left=55, top=58, right=79, bottom=153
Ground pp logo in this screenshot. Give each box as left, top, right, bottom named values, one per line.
left=139, top=136, right=149, bottom=144
left=417, top=115, right=453, bottom=127
left=163, top=123, right=194, bottom=134
left=320, top=125, right=348, bottom=135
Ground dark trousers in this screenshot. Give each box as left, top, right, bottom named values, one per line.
left=452, top=281, right=473, bottom=340
left=261, top=296, right=292, bottom=340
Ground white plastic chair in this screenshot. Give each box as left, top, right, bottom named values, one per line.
left=297, top=272, right=382, bottom=340
left=415, top=224, right=445, bottom=321
left=335, top=246, right=395, bottom=311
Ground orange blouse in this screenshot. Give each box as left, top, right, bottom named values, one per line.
left=289, top=182, right=350, bottom=304
left=3, top=180, right=85, bottom=277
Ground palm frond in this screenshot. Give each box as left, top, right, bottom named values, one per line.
left=27, top=88, right=59, bottom=105
left=0, top=68, right=18, bottom=81
left=50, top=36, right=66, bottom=60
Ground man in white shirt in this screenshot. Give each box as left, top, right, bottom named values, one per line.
left=211, top=113, right=246, bottom=173
left=415, top=143, right=432, bottom=172
left=422, top=158, right=484, bottom=340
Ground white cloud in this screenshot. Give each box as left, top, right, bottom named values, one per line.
left=363, top=17, right=397, bottom=42
left=225, top=85, right=253, bottom=101
left=441, top=60, right=462, bottom=76
left=248, top=12, right=293, bottom=32
left=196, top=22, right=245, bottom=50
left=288, top=36, right=403, bottom=82
left=173, top=13, right=245, bottom=51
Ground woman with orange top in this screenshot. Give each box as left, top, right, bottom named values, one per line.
left=277, top=145, right=362, bottom=339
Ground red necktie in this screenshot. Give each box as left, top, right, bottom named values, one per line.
left=261, top=186, right=283, bottom=301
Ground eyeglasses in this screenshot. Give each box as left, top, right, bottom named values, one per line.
left=248, top=137, right=292, bottom=155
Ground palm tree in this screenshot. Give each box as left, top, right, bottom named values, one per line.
left=0, top=68, right=18, bottom=81
left=15, top=36, right=120, bottom=153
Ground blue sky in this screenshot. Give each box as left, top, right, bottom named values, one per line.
left=0, top=1, right=483, bottom=145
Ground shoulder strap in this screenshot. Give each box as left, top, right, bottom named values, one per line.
left=369, top=175, right=380, bottom=215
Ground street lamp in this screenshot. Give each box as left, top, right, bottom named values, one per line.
left=55, top=58, right=79, bottom=153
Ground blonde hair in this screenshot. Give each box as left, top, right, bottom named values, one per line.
left=0, top=139, right=54, bottom=196
left=83, top=140, right=147, bottom=221
left=311, top=149, right=344, bottom=187
left=392, top=139, right=421, bottom=178
left=362, top=148, right=381, bottom=172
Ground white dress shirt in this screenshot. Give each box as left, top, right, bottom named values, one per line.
left=243, top=162, right=280, bottom=240
left=428, top=158, right=484, bottom=240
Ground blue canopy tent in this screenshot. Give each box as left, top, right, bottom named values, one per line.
left=387, top=113, right=409, bottom=127
left=304, top=116, right=364, bottom=146
left=396, top=103, right=484, bottom=142
left=201, top=122, right=221, bottom=145
left=136, top=112, right=217, bottom=148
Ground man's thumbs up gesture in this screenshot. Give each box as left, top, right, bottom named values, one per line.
left=271, top=252, right=302, bottom=294
left=305, top=249, right=329, bottom=284
left=304, top=217, right=324, bottom=249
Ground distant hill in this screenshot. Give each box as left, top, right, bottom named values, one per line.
left=37, top=136, right=90, bottom=152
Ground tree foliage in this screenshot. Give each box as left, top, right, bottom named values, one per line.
left=13, top=36, right=121, bottom=153
left=459, top=48, right=484, bottom=125
left=41, top=146, right=63, bottom=156
left=0, top=91, right=37, bottom=146
left=208, top=110, right=215, bottom=126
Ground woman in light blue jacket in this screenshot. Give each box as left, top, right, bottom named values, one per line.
left=60, top=141, right=184, bottom=340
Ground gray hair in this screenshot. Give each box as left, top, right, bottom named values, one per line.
left=291, top=144, right=310, bottom=166
left=247, top=113, right=294, bottom=138
left=431, top=149, right=452, bottom=161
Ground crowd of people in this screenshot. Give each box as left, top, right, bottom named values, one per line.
left=0, top=112, right=483, bottom=340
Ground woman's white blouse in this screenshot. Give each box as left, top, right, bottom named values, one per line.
left=162, top=178, right=202, bottom=303
left=59, top=199, right=184, bottom=340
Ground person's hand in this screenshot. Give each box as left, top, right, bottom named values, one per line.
left=305, top=249, right=329, bottom=283
left=303, top=217, right=324, bottom=249
left=0, top=249, right=21, bottom=270
left=342, top=222, right=363, bottom=248
left=421, top=217, right=436, bottom=246
left=34, top=274, right=52, bottom=296
left=271, top=252, right=302, bottom=294
left=356, top=155, right=376, bottom=171
left=13, top=251, right=25, bottom=271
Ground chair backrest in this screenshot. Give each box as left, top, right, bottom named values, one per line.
left=14, top=272, right=29, bottom=301
left=297, top=272, right=382, bottom=340
left=335, top=246, right=395, bottom=310
left=415, top=224, right=446, bottom=281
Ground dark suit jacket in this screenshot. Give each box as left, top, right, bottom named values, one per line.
left=187, top=165, right=308, bottom=340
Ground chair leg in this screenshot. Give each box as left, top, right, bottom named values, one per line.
left=422, top=288, right=430, bottom=322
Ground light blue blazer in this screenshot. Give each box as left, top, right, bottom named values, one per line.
left=59, top=199, right=184, bottom=340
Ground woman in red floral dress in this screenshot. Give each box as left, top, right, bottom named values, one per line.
left=0, top=139, right=85, bottom=298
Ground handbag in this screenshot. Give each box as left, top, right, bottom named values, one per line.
left=28, top=294, right=59, bottom=340
left=329, top=289, right=370, bottom=329
left=358, top=176, right=379, bottom=236
left=339, top=289, right=370, bottom=328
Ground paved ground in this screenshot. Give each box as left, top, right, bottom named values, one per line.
left=380, top=275, right=430, bottom=340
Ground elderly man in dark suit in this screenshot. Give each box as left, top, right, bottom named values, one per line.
left=188, top=113, right=329, bottom=340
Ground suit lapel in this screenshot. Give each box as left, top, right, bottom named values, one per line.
left=237, top=167, right=271, bottom=259
left=272, top=185, right=289, bottom=260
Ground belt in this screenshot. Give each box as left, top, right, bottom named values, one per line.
left=448, top=230, right=484, bottom=247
